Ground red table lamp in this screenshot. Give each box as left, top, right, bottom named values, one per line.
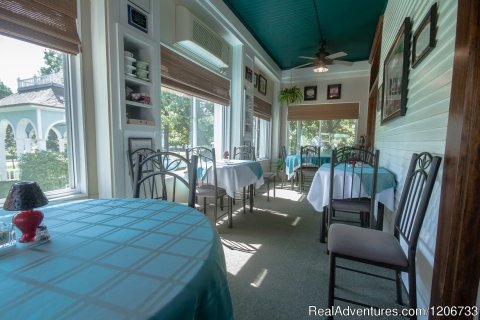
left=3, top=181, right=48, bottom=243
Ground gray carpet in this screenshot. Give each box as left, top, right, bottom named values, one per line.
left=207, top=185, right=407, bottom=320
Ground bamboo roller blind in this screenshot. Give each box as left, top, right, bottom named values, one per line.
left=253, top=96, right=272, bottom=120
left=161, top=45, right=231, bottom=106
left=0, top=0, right=80, bottom=54
left=288, top=103, right=359, bottom=121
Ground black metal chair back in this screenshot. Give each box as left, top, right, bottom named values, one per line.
left=300, top=145, right=319, bottom=168
left=186, top=147, right=218, bottom=189
left=394, top=152, right=440, bottom=256
left=328, top=146, right=379, bottom=228
left=134, top=151, right=198, bottom=208
left=127, top=147, right=156, bottom=189
left=233, top=145, right=256, bottom=161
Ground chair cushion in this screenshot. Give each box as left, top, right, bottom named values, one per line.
left=196, top=185, right=227, bottom=197
left=328, top=223, right=408, bottom=268
left=332, top=199, right=371, bottom=212
left=263, top=172, right=275, bottom=179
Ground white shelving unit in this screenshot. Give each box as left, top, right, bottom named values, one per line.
left=113, top=22, right=161, bottom=197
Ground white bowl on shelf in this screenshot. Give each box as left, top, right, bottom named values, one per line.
left=125, top=65, right=136, bottom=76
left=124, top=56, right=136, bottom=66
left=124, top=50, right=134, bottom=58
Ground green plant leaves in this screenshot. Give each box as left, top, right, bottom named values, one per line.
left=279, top=86, right=303, bottom=105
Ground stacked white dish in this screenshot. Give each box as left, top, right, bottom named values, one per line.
left=136, top=60, right=149, bottom=81
left=124, top=51, right=136, bottom=77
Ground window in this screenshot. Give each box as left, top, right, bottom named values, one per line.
left=288, top=119, right=357, bottom=154
left=160, top=87, right=227, bottom=158
left=0, top=35, right=80, bottom=199
left=252, top=116, right=270, bottom=159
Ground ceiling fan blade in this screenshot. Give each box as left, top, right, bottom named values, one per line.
left=298, top=56, right=316, bottom=60
left=292, top=62, right=314, bottom=69
left=332, top=59, right=354, bottom=66
left=326, top=51, right=347, bottom=60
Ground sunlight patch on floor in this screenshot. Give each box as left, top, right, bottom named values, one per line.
left=271, top=188, right=304, bottom=201
left=223, top=242, right=262, bottom=276
left=250, top=268, right=268, bottom=288
left=291, top=216, right=301, bottom=226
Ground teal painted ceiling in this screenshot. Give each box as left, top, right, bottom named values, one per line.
left=223, top=0, right=388, bottom=70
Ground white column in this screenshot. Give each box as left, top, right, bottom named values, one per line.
left=24, top=138, right=32, bottom=153
left=0, top=134, right=7, bottom=181
left=16, top=138, right=25, bottom=157
left=58, top=138, right=65, bottom=152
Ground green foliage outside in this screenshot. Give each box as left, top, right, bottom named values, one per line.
left=18, top=151, right=68, bottom=192
left=4, top=125, right=17, bottom=168
left=46, top=130, right=59, bottom=151
left=0, top=180, right=18, bottom=199
left=161, top=89, right=214, bottom=150
left=39, top=49, right=63, bottom=75
left=0, top=80, right=12, bottom=99
left=288, top=119, right=356, bottom=153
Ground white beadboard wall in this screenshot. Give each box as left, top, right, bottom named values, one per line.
left=376, top=0, right=457, bottom=313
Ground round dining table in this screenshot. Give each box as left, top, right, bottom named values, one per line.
left=0, top=198, right=233, bottom=320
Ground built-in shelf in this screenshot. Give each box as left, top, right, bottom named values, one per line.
left=126, top=100, right=153, bottom=108
left=125, top=74, right=151, bottom=86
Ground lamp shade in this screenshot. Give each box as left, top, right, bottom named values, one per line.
left=3, top=181, right=48, bottom=211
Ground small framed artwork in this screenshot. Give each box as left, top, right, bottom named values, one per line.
left=253, top=73, right=258, bottom=88
left=412, top=3, right=437, bottom=68
left=245, top=66, right=253, bottom=82
left=128, top=137, right=153, bottom=152
left=376, top=84, right=384, bottom=112
left=382, top=17, right=411, bottom=124
left=327, top=84, right=341, bottom=99
left=304, top=86, right=317, bottom=101
left=258, top=74, right=267, bottom=95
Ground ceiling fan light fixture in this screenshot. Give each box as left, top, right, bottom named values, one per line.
left=313, top=63, right=328, bottom=73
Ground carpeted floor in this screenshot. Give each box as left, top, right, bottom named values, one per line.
left=208, top=184, right=408, bottom=320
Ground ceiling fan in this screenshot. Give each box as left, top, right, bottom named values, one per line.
left=294, top=0, right=353, bottom=72
left=296, top=40, right=354, bottom=72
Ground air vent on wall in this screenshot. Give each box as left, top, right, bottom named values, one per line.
left=174, top=5, right=230, bottom=69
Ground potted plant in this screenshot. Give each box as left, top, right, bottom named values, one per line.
left=279, top=86, right=303, bottom=105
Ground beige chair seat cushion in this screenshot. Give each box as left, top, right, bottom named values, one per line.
left=196, top=185, right=227, bottom=198
left=263, top=172, right=275, bottom=179
left=328, top=223, right=408, bottom=268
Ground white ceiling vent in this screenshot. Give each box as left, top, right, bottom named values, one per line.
left=175, top=5, right=230, bottom=69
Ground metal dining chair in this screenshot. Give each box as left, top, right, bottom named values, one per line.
left=299, top=145, right=320, bottom=192
left=186, top=147, right=230, bottom=223
left=127, top=147, right=157, bottom=190
left=327, top=152, right=441, bottom=320
left=133, top=151, right=198, bottom=208
left=326, top=146, right=380, bottom=236
left=232, top=145, right=256, bottom=211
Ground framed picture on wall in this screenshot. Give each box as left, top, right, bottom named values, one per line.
left=258, top=75, right=267, bottom=95
left=382, top=17, right=411, bottom=124
left=304, top=86, right=317, bottom=101
left=245, top=66, right=253, bottom=82
left=412, top=3, right=437, bottom=68
left=128, top=137, right=153, bottom=152
left=327, top=84, right=341, bottom=99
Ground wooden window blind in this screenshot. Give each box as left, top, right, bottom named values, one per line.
left=287, top=103, right=359, bottom=121
left=161, top=45, right=230, bottom=106
left=253, top=96, right=272, bottom=121
left=0, top=0, right=80, bottom=54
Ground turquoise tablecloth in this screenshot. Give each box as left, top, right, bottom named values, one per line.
left=321, top=163, right=397, bottom=194
left=0, top=198, right=233, bottom=320
left=285, top=154, right=331, bottom=179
